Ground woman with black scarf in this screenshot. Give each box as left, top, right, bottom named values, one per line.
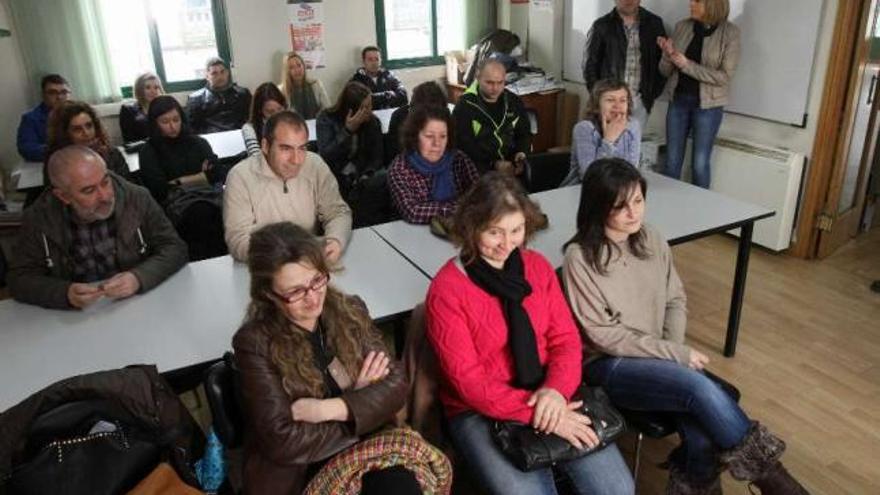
left=424, top=172, right=634, bottom=495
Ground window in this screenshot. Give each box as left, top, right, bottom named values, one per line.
left=374, top=0, right=466, bottom=68
left=99, top=0, right=231, bottom=96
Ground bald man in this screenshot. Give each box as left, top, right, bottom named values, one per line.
left=8, top=145, right=187, bottom=309
left=453, top=59, right=531, bottom=176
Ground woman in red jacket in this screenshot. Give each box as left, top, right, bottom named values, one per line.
left=425, top=172, right=634, bottom=495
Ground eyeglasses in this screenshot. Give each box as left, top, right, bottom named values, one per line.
left=270, top=272, right=330, bottom=303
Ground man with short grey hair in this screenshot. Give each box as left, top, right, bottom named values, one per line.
left=8, top=145, right=187, bottom=309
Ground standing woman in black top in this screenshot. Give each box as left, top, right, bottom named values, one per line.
left=657, top=0, right=740, bottom=189
left=139, top=95, right=225, bottom=260
left=119, top=72, right=164, bottom=143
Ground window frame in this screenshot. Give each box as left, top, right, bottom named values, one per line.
left=119, top=0, right=232, bottom=98
left=373, top=0, right=445, bottom=69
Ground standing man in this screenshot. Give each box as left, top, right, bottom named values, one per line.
left=7, top=145, right=187, bottom=309
left=453, top=59, right=531, bottom=178
left=17, top=74, right=72, bottom=162
left=583, top=0, right=666, bottom=131
left=350, top=46, right=408, bottom=110
left=186, top=57, right=252, bottom=134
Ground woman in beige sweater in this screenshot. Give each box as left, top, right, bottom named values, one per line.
left=562, top=158, right=808, bottom=494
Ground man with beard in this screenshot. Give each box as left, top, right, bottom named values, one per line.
left=8, top=145, right=187, bottom=309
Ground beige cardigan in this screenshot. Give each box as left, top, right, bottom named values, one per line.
left=223, top=151, right=352, bottom=261
left=562, top=224, right=691, bottom=365
left=660, top=19, right=741, bottom=109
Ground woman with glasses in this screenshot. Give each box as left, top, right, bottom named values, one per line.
left=232, top=222, right=450, bottom=495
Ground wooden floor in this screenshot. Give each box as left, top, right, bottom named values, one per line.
left=622, top=228, right=880, bottom=494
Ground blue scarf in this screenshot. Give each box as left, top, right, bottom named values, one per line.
left=408, top=151, right=456, bottom=202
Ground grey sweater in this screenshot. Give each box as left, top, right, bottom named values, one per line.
left=562, top=224, right=690, bottom=364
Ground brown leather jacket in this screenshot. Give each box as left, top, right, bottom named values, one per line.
left=231, top=298, right=407, bottom=495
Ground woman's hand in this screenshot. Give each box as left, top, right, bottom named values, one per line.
left=602, top=112, right=628, bottom=143
left=291, top=397, right=349, bottom=423
left=669, top=51, right=690, bottom=70
left=552, top=403, right=600, bottom=450
left=527, top=387, right=567, bottom=434
left=688, top=349, right=710, bottom=370
left=345, top=103, right=371, bottom=133
left=657, top=36, right=675, bottom=56
left=354, top=350, right=390, bottom=390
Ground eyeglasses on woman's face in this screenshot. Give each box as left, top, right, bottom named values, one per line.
left=270, top=272, right=330, bottom=304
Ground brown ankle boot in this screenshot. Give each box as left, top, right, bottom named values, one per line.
left=666, top=466, right=722, bottom=495
left=720, top=422, right=810, bottom=495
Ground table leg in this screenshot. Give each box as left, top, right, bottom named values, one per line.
left=724, top=222, right=754, bottom=357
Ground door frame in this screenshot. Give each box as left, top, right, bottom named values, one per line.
left=791, top=0, right=874, bottom=258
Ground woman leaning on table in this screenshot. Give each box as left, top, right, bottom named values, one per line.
left=561, top=157, right=809, bottom=494
left=658, top=0, right=740, bottom=189
left=232, top=222, right=450, bottom=495
left=425, top=172, right=634, bottom=495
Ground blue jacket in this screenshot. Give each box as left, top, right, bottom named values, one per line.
left=17, top=103, right=50, bottom=162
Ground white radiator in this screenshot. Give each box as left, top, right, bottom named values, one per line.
left=681, top=137, right=805, bottom=251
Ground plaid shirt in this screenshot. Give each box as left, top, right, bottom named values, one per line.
left=623, top=21, right=641, bottom=97
left=387, top=150, right=480, bottom=224
left=69, top=214, right=118, bottom=283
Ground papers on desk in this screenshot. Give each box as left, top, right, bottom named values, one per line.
left=201, top=130, right=247, bottom=158
left=507, top=74, right=563, bottom=96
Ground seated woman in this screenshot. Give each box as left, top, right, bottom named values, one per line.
left=562, top=79, right=641, bottom=185
left=281, top=51, right=331, bottom=120
left=387, top=105, right=478, bottom=224
left=385, top=80, right=447, bottom=163
left=425, top=172, right=634, bottom=495
left=561, top=158, right=809, bottom=494
left=317, top=81, right=383, bottom=184
left=139, top=95, right=225, bottom=260
left=119, top=72, right=164, bottom=143
left=233, top=222, right=449, bottom=495
left=242, top=82, right=287, bottom=156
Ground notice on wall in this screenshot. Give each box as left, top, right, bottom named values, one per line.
left=531, top=0, right=553, bottom=12
left=288, top=0, right=325, bottom=69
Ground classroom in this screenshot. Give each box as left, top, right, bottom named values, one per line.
left=0, top=0, right=877, bottom=493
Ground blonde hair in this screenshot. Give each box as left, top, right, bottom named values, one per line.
left=700, top=0, right=730, bottom=25
left=133, top=72, right=164, bottom=110
left=280, top=52, right=311, bottom=102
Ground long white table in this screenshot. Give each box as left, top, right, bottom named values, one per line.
left=371, top=171, right=774, bottom=357
left=0, top=228, right=429, bottom=412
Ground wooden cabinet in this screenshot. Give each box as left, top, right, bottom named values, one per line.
left=446, top=83, right=563, bottom=153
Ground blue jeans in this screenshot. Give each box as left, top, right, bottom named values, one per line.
left=447, top=411, right=635, bottom=495
left=587, top=357, right=751, bottom=480
left=664, top=93, right=724, bottom=188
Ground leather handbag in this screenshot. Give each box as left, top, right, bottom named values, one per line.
left=491, top=386, right=625, bottom=472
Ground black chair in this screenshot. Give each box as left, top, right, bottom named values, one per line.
left=621, top=370, right=741, bottom=486
left=527, top=151, right=571, bottom=193
left=203, top=352, right=244, bottom=450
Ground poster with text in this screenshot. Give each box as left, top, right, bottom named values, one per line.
left=288, top=0, right=325, bottom=69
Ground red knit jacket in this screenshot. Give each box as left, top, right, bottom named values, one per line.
left=425, top=249, right=583, bottom=424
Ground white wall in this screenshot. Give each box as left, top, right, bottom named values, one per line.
left=0, top=0, right=34, bottom=178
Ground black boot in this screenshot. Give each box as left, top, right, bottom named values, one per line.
left=720, top=422, right=810, bottom=495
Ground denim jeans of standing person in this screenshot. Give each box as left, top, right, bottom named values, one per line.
left=587, top=356, right=752, bottom=481
left=664, top=93, right=724, bottom=188
left=447, top=411, right=635, bottom=495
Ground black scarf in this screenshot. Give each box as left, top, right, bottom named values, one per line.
left=463, top=248, right=544, bottom=390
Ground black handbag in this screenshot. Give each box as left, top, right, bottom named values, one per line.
left=491, top=386, right=626, bottom=472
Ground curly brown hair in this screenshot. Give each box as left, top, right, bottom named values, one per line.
left=400, top=105, right=454, bottom=154
left=243, top=222, right=382, bottom=398
left=450, top=172, right=545, bottom=264
left=47, top=100, right=111, bottom=157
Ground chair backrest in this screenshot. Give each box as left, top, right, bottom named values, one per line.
left=528, top=151, right=572, bottom=193
left=203, top=352, right=244, bottom=449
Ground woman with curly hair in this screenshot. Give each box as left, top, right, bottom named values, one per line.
left=232, top=222, right=450, bottom=494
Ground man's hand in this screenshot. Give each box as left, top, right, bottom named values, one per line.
left=67, top=283, right=104, bottom=309
left=354, top=350, right=390, bottom=390
left=513, top=152, right=527, bottom=175
left=494, top=160, right=515, bottom=174
left=324, top=238, right=343, bottom=262
left=101, top=272, right=141, bottom=300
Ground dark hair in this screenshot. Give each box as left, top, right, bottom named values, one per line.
left=451, top=172, right=545, bottom=264
left=244, top=222, right=380, bottom=398
left=361, top=46, right=380, bottom=60
left=564, top=157, right=649, bottom=275
left=249, top=82, right=288, bottom=143
left=147, top=95, right=190, bottom=140
left=46, top=101, right=110, bottom=157
left=327, top=81, right=371, bottom=121
left=205, top=56, right=228, bottom=70
left=263, top=110, right=308, bottom=146
left=41, top=74, right=69, bottom=91
left=401, top=105, right=454, bottom=153
left=410, top=81, right=447, bottom=108
left=585, top=78, right=632, bottom=124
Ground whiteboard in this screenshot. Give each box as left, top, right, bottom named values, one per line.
left=562, top=0, right=824, bottom=126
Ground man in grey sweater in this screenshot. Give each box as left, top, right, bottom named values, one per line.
left=8, top=146, right=188, bottom=309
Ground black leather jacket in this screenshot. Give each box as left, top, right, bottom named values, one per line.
left=350, top=68, right=408, bottom=110
left=185, top=84, right=252, bottom=134
left=583, top=7, right=667, bottom=112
